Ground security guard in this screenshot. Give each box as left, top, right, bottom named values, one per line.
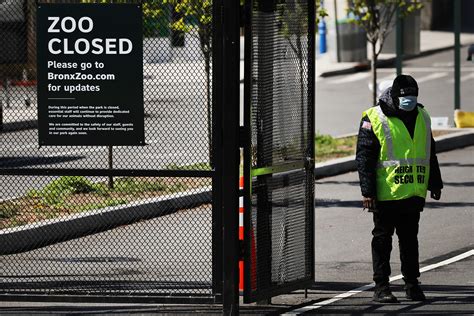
left=356, top=75, right=443, bottom=303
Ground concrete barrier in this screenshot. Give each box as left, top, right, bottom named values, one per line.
left=454, top=110, right=474, bottom=128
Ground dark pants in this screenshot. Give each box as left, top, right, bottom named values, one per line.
left=372, top=211, right=421, bottom=286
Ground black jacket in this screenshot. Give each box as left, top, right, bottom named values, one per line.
left=356, top=88, right=443, bottom=212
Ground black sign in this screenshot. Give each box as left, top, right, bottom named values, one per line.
left=37, top=3, right=144, bottom=146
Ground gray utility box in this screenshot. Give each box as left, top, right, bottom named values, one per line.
left=382, top=11, right=421, bottom=55
left=337, top=20, right=367, bottom=62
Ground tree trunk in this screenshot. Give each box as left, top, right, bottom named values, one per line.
left=198, top=27, right=213, bottom=169
left=205, top=54, right=213, bottom=168
left=371, top=41, right=378, bottom=107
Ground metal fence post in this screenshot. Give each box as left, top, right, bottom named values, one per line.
left=396, top=6, right=403, bottom=76
left=454, top=0, right=461, bottom=110
left=308, top=0, right=316, bottom=285
left=219, top=0, right=241, bottom=313
left=5, top=79, right=11, bottom=108
left=212, top=0, right=224, bottom=299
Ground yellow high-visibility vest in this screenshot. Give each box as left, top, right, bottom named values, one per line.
left=363, top=106, right=431, bottom=201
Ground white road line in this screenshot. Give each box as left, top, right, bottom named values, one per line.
left=283, top=249, right=474, bottom=315
left=447, top=72, right=474, bottom=83
left=416, top=72, right=448, bottom=84
left=327, top=72, right=370, bottom=84
left=378, top=67, right=474, bottom=73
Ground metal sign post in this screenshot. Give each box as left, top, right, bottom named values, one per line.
left=218, top=0, right=241, bottom=314
left=454, top=0, right=461, bottom=110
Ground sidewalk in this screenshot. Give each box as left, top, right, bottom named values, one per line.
left=316, top=30, right=474, bottom=77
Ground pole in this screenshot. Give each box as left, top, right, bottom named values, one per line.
left=212, top=0, right=223, bottom=297
left=395, top=6, right=403, bottom=76
left=221, top=0, right=240, bottom=313
left=454, top=0, right=461, bottom=110
left=5, top=79, right=10, bottom=108
left=333, top=0, right=340, bottom=62
left=108, top=146, right=113, bottom=189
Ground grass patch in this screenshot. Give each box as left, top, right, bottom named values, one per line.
left=315, top=133, right=357, bottom=162
left=1, top=176, right=209, bottom=229
left=314, top=129, right=456, bottom=162
left=167, top=162, right=212, bottom=171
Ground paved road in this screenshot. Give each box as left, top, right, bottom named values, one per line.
left=316, top=47, right=474, bottom=136
left=0, top=68, right=212, bottom=199
left=268, top=145, right=474, bottom=314
left=1, top=205, right=213, bottom=295
left=0, top=147, right=472, bottom=314
left=2, top=47, right=473, bottom=199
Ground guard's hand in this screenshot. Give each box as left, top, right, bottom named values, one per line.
left=431, top=189, right=442, bottom=200
left=363, top=196, right=377, bottom=211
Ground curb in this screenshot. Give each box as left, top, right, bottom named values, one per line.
left=315, top=129, right=474, bottom=179
left=319, top=45, right=460, bottom=78
left=0, top=187, right=211, bottom=255
left=1, top=119, right=38, bottom=133
left=2, top=130, right=472, bottom=254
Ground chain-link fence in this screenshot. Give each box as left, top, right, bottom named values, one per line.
left=1, top=0, right=315, bottom=306
left=1, top=0, right=219, bottom=301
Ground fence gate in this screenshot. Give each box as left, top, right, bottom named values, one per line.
left=243, top=0, right=315, bottom=303
left=0, top=0, right=224, bottom=304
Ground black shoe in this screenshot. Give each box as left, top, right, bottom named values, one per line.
left=373, top=286, right=399, bottom=303
left=405, top=283, right=426, bottom=301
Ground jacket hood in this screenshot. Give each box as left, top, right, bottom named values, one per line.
left=378, top=87, right=421, bottom=118
left=378, top=87, right=398, bottom=117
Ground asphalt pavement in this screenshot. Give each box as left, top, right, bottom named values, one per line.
left=1, top=146, right=472, bottom=314
left=316, top=48, right=474, bottom=136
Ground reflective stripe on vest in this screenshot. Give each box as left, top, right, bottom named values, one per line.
left=363, top=106, right=432, bottom=201
left=373, top=106, right=431, bottom=169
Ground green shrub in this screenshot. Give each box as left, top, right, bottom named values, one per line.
left=315, top=133, right=357, bottom=161
left=0, top=202, right=19, bottom=219
left=114, top=178, right=167, bottom=194
left=28, top=176, right=104, bottom=206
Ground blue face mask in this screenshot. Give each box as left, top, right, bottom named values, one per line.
left=398, top=96, right=418, bottom=111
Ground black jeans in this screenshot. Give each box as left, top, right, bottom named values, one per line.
left=372, top=211, right=421, bottom=286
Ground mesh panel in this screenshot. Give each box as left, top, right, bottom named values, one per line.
left=1, top=0, right=216, bottom=298
left=251, top=0, right=310, bottom=168
left=245, top=0, right=313, bottom=301
left=249, top=171, right=312, bottom=290
left=1, top=178, right=212, bottom=295
left=1, top=0, right=213, bottom=170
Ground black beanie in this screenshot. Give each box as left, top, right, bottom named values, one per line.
left=391, top=75, right=419, bottom=98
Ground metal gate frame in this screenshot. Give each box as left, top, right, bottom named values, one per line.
left=0, top=0, right=242, bottom=306
left=0, top=0, right=313, bottom=311
left=242, top=0, right=315, bottom=303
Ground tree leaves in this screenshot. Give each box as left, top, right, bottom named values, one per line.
left=347, top=0, right=423, bottom=55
